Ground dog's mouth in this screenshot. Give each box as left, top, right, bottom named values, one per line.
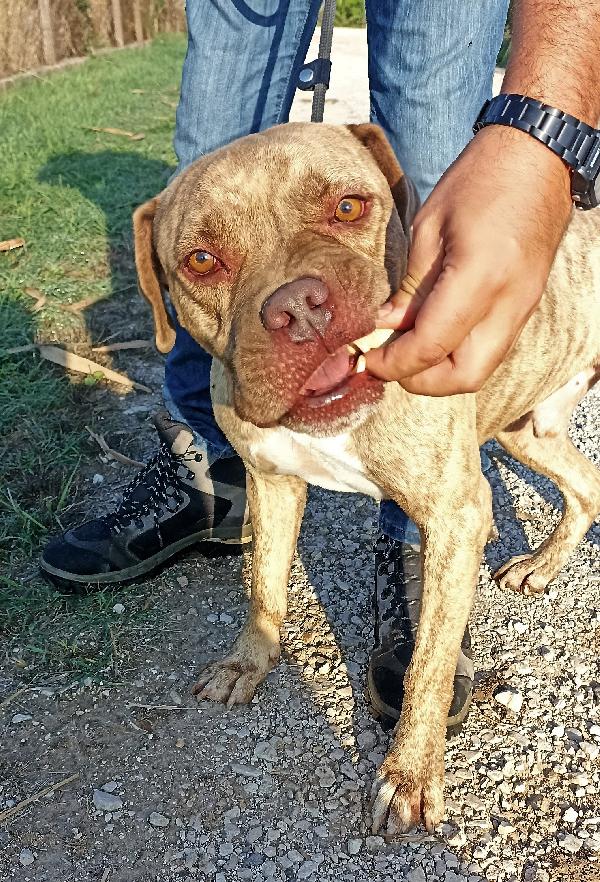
left=296, top=342, right=367, bottom=406
left=279, top=328, right=394, bottom=431
left=297, top=327, right=394, bottom=407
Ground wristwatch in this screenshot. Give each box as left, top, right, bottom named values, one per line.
left=474, top=93, right=600, bottom=210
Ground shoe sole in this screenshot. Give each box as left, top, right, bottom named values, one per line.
left=40, top=523, right=253, bottom=587
left=366, top=663, right=472, bottom=739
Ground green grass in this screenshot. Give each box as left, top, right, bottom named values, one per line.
left=0, top=35, right=185, bottom=678
left=1, top=578, right=161, bottom=679
left=335, top=0, right=365, bottom=27
left=0, top=34, right=182, bottom=560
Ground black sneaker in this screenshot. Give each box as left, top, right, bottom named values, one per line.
left=40, top=410, right=251, bottom=590
left=367, top=533, right=473, bottom=737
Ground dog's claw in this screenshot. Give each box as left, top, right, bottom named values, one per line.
left=494, top=553, right=552, bottom=596
left=193, top=652, right=274, bottom=706
left=370, top=756, right=444, bottom=836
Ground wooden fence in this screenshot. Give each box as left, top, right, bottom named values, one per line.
left=0, top=0, right=186, bottom=80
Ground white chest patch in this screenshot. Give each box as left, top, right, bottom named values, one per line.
left=247, top=427, right=384, bottom=499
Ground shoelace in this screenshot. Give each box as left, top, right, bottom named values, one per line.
left=104, top=443, right=201, bottom=535
left=374, top=534, right=421, bottom=647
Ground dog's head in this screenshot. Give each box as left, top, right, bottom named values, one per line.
left=134, top=123, right=418, bottom=435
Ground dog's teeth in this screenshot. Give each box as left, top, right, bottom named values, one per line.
left=355, top=354, right=367, bottom=373
left=351, top=327, right=396, bottom=354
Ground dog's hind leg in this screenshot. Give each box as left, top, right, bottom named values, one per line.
left=193, top=471, right=306, bottom=706
left=494, top=365, right=600, bottom=596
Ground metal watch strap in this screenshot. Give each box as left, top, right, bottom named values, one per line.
left=474, top=94, right=600, bottom=210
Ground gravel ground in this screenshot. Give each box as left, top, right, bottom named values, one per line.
left=1, top=27, right=598, bottom=882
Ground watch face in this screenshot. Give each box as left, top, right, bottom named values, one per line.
left=593, top=174, right=600, bottom=209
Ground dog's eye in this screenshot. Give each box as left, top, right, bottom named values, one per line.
left=334, top=197, right=365, bottom=223
left=187, top=250, right=218, bottom=275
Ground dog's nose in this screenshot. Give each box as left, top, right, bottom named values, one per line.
left=261, top=278, right=331, bottom=342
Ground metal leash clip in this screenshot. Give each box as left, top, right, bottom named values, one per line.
left=297, top=0, right=337, bottom=123
left=297, top=58, right=332, bottom=91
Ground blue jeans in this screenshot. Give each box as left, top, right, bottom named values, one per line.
left=166, top=0, right=508, bottom=542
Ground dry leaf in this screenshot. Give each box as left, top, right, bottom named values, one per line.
left=0, top=237, right=25, bottom=252
left=86, top=126, right=144, bottom=141
left=92, top=339, right=152, bottom=353
left=38, top=345, right=151, bottom=392
left=85, top=426, right=145, bottom=468
left=23, top=286, right=43, bottom=299
left=22, top=287, right=47, bottom=313
left=62, top=294, right=109, bottom=313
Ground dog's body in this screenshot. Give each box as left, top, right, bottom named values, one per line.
left=133, top=122, right=600, bottom=835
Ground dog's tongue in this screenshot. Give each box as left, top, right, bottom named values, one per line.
left=300, top=347, right=352, bottom=395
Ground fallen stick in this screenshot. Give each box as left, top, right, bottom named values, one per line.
left=85, top=426, right=145, bottom=468
left=127, top=703, right=190, bottom=711
left=0, top=773, right=79, bottom=824
left=3, top=344, right=38, bottom=355
left=0, top=687, right=31, bottom=710
left=39, top=345, right=152, bottom=393
left=92, top=340, right=152, bottom=353
left=86, top=126, right=144, bottom=141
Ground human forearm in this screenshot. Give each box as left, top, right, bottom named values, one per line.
left=502, top=0, right=600, bottom=125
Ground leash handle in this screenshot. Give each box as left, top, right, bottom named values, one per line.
left=297, top=0, right=337, bottom=123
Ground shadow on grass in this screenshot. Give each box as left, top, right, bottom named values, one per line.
left=39, top=150, right=173, bottom=324
left=0, top=297, right=84, bottom=563
left=0, top=153, right=177, bottom=680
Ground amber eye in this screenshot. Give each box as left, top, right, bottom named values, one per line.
left=187, top=250, right=218, bottom=275
left=334, top=196, right=365, bottom=222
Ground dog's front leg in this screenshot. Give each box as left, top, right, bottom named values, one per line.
left=193, top=470, right=307, bottom=707
left=371, top=475, right=492, bottom=835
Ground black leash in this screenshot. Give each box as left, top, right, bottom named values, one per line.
left=297, top=0, right=337, bottom=123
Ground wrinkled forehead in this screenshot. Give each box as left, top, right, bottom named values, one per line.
left=157, top=124, right=390, bottom=256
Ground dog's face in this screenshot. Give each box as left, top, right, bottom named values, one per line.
left=134, top=123, right=418, bottom=435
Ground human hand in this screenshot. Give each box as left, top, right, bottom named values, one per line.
left=364, top=124, right=573, bottom=395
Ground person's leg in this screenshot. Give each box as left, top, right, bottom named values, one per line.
left=366, top=0, right=509, bottom=202
left=166, top=0, right=322, bottom=455
left=365, top=0, right=509, bottom=729
left=368, top=0, right=508, bottom=544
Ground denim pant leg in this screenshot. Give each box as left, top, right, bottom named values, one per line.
left=367, top=0, right=509, bottom=541
left=165, top=0, right=320, bottom=456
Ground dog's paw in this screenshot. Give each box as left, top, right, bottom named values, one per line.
left=192, top=653, right=272, bottom=708
left=494, top=553, right=553, bottom=596
left=370, top=752, right=444, bottom=835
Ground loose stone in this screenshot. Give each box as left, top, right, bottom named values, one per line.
left=19, top=849, right=35, bottom=866
left=93, top=789, right=123, bottom=812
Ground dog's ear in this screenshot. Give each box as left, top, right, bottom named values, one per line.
left=347, top=123, right=420, bottom=236
left=132, top=196, right=176, bottom=354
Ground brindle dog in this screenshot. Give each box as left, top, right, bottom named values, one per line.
left=132, top=122, right=600, bottom=835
